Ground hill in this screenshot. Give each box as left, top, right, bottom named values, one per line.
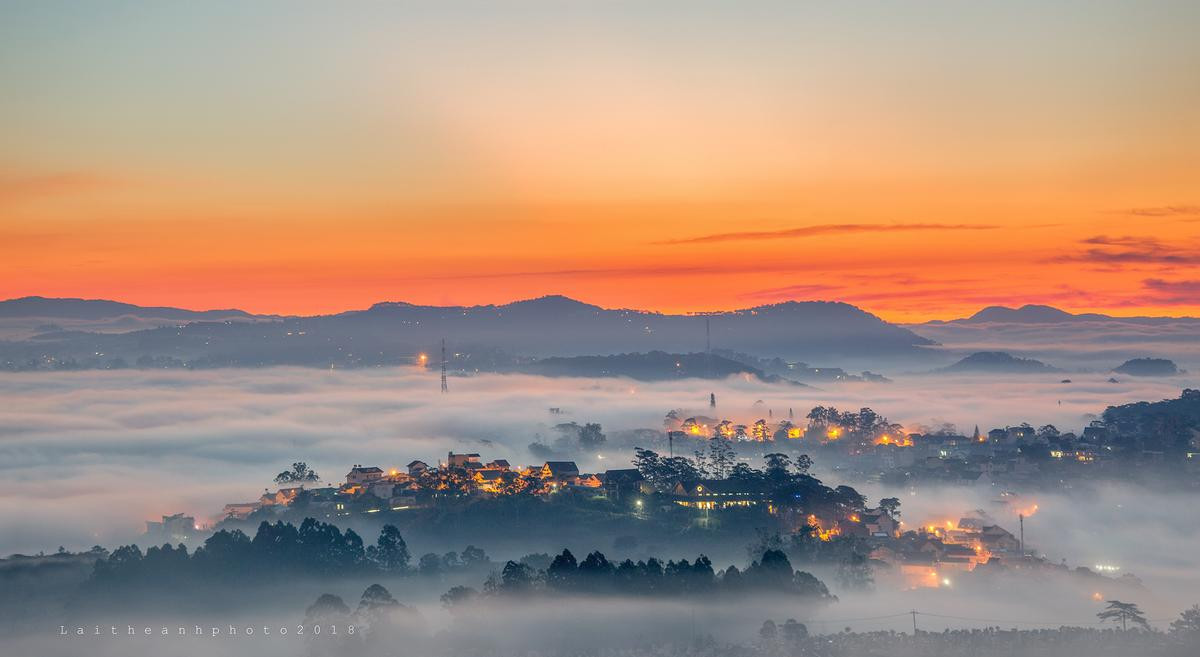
left=1112, top=358, right=1180, bottom=377
left=0, top=296, right=264, bottom=340
left=0, top=295, right=936, bottom=370
left=938, top=351, right=1061, bottom=374
left=1101, top=389, right=1200, bottom=455
left=0, top=296, right=258, bottom=321
left=930, top=304, right=1198, bottom=326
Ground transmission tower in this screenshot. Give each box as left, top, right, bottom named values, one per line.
left=440, top=338, right=448, bottom=394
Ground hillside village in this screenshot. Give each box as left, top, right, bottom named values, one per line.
left=143, top=443, right=1137, bottom=595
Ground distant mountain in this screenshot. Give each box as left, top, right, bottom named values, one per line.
left=495, top=350, right=808, bottom=384
left=1113, top=358, right=1180, bottom=377
left=909, top=305, right=1200, bottom=373
left=0, top=296, right=259, bottom=321
left=0, top=294, right=936, bottom=371
left=0, top=296, right=267, bottom=340
left=938, top=351, right=1061, bottom=374
left=962, top=305, right=1082, bottom=323
left=930, top=304, right=1198, bottom=325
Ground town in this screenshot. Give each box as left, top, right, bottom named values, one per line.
left=143, top=439, right=1137, bottom=597
left=660, top=390, right=1200, bottom=488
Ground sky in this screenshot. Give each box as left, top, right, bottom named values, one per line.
left=2, top=0, right=1198, bottom=322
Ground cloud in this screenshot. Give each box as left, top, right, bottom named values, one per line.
left=1117, top=205, right=1200, bottom=218
left=3, top=367, right=1200, bottom=647
left=1055, top=235, right=1200, bottom=265
left=655, top=223, right=998, bottom=246
left=1142, top=278, right=1200, bottom=304
left=2, top=366, right=1197, bottom=557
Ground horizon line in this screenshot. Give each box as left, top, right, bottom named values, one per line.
left=3, top=293, right=1198, bottom=324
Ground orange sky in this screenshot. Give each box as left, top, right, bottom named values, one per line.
left=2, top=2, right=1198, bottom=322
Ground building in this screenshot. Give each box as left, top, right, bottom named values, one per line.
left=570, top=473, right=603, bottom=489
left=540, top=461, right=580, bottom=483
left=369, top=481, right=397, bottom=500
left=859, top=508, right=899, bottom=537
left=979, top=525, right=1021, bottom=553
left=346, top=466, right=385, bottom=486
left=672, top=479, right=766, bottom=509
left=145, top=513, right=197, bottom=542
left=447, top=452, right=482, bottom=469
left=473, top=469, right=509, bottom=493
left=259, top=486, right=303, bottom=506
left=600, top=468, right=646, bottom=499
left=407, top=460, right=430, bottom=476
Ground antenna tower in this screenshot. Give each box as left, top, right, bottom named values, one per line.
left=440, top=339, right=449, bottom=393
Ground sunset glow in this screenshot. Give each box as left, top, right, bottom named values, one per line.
left=3, top=1, right=1198, bottom=321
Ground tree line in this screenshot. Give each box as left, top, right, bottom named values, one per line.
left=632, top=446, right=868, bottom=512
left=89, top=519, right=485, bottom=587
left=440, top=548, right=834, bottom=608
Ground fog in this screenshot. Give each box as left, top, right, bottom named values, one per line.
left=0, top=367, right=1195, bottom=555
left=910, top=319, right=1200, bottom=372
left=2, top=367, right=1199, bottom=656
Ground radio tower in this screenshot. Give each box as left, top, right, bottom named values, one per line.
left=440, top=338, right=449, bottom=394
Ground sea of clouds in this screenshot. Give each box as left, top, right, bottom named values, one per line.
left=0, top=367, right=1195, bottom=556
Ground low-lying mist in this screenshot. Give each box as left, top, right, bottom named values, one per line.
left=0, top=366, right=1194, bottom=555
left=2, top=366, right=1199, bottom=657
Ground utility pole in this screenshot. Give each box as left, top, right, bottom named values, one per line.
left=1019, top=513, right=1025, bottom=556
left=668, top=431, right=674, bottom=459
left=910, top=610, right=918, bottom=634
left=440, top=339, right=448, bottom=394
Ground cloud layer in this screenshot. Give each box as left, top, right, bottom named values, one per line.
left=1, top=367, right=1195, bottom=556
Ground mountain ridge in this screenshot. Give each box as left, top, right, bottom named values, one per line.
left=923, top=303, right=1199, bottom=325
left=0, top=294, right=936, bottom=370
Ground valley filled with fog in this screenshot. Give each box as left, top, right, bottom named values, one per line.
left=2, top=365, right=1199, bottom=657
left=1, top=366, right=1194, bottom=555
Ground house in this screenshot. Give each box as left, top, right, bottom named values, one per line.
left=672, top=479, right=766, bottom=509
left=346, top=465, right=385, bottom=485
left=1007, top=426, right=1036, bottom=441
left=369, top=481, right=397, bottom=500
left=447, top=452, right=482, bottom=469
left=484, top=459, right=511, bottom=471
left=540, top=461, right=580, bottom=483
left=600, top=468, right=646, bottom=498
left=980, top=525, right=1021, bottom=553
left=473, top=469, right=509, bottom=493
left=859, top=508, right=899, bottom=537
left=940, top=543, right=979, bottom=567
left=956, top=516, right=984, bottom=531
left=570, top=473, right=603, bottom=489
left=407, top=460, right=430, bottom=476
left=259, top=486, right=303, bottom=506
left=297, top=487, right=341, bottom=511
